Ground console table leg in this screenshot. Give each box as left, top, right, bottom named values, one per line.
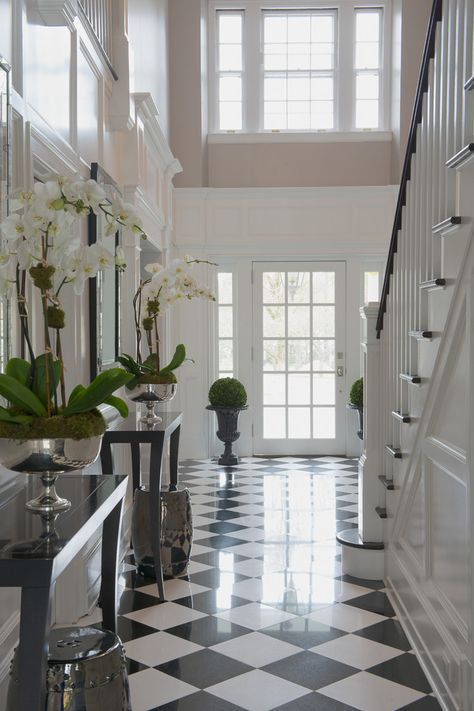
left=169, top=424, right=181, bottom=491
left=18, top=584, right=53, bottom=711
left=150, top=440, right=165, bottom=600
left=100, top=497, right=124, bottom=633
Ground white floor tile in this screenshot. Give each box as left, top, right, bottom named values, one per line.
left=317, top=671, right=425, bottom=711
left=192, top=528, right=219, bottom=541
left=211, top=631, right=302, bottom=667
left=128, top=668, right=197, bottom=711
left=227, top=541, right=266, bottom=557
left=123, top=601, right=208, bottom=629
left=310, top=633, right=404, bottom=669
left=186, top=559, right=213, bottom=574
left=206, top=669, right=311, bottom=711
left=214, top=602, right=297, bottom=630
left=125, top=630, right=203, bottom=666
left=138, top=579, right=210, bottom=600
left=306, top=603, right=387, bottom=633
left=229, top=527, right=266, bottom=542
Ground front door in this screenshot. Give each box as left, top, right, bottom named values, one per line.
left=253, top=262, right=346, bottom=455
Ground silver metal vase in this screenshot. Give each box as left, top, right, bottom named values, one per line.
left=126, top=381, right=177, bottom=424
left=0, top=435, right=103, bottom=514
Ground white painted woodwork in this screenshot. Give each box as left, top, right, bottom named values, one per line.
left=374, top=2, right=474, bottom=708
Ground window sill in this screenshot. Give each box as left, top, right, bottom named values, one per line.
left=208, top=130, right=392, bottom=144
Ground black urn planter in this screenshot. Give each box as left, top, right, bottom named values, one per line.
left=348, top=403, right=363, bottom=440
left=207, top=405, right=248, bottom=465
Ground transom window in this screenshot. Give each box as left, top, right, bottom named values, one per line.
left=209, top=1, right=389, bottom=134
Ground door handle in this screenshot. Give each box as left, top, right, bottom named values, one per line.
left=337, top=366, right=344, bottom=377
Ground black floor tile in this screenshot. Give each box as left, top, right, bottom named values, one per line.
left=196, top=535, right=252, bottom=550
left=154, top=691, right=246, bottom=710
left=118, top=589, right=159, bottom=614
left=261, top=617, right=346, bottom=649
left=368, top=653, right=433, bottom=693
left=187, top=569, right=249, bottom=588
left=190, top=550, right=250, bottom=567
left=353, top=618, right=411, bottom=651
left=111, top=616, right=158, bottom=642
left=399, top=696, right=443, bottom=710
left=262, top=651, right=358, bottom=690
left=125, top=657, right=148, bottom=674
left=156, top=648, right=253, bottom=687
left=175, top=590, right=251, bottom=614
left=336, top=574, right=385, bottom=590
left=275, top=693, right=358, bottom=710
left=165, top=615, right=250, bottom=647
left=196, top=522, right=246, bottom=535
left=344, top=591, right=395, bottom=617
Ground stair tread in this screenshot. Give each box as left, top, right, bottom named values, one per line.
left=378, top=475, right=395, bottom=490
left=400, top=373, right=422, bottom=384
left=391, top=411, right=411, bottom=423
left=385, top=445, right=402, bottom=458
left=375, top=506, right=388, bottom=519
left=420, top=278, right=446, bottom=289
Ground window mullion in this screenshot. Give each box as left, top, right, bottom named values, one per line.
left=338, top=2, right=353, bottom=131
left=245, top=3, right=261, bottom=132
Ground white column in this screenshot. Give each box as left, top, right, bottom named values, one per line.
left=359, top=303, right=383, bottom=543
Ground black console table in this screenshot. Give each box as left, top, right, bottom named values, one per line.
left=0, top=473, right=127, bottom=711
left=100, top=411, right=183, bottom=599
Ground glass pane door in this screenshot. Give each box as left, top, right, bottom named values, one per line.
left=253, top=262, right=346, bottom=455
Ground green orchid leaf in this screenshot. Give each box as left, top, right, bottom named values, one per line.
left=125, top=375, right=140, bottom=391
left=67, top=384, right=87, bottom=407
left=63, top=368, right=133, bottom=416
left=0, top=374, right=47, bottom=416
left=104, top=395, right=129, bottom=418
left=6, top=358, right=32, bottom=387
left=159, top=344, right=187, bottom=375
left=33, top=353, right=61, bottom=409
left=0, top=406, right=33, bottom=424
left=117, top=354, right=142, bottom=376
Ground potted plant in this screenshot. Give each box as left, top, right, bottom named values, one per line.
left=118, top=257, right=215, bottom=424
left=348, top=377, right=363, bottom=440
left=0, top=175, right=146, bottom=513
left=207, top=378, right=248, bottom=465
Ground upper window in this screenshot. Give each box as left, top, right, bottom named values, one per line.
left=210, top=1, right=389, bottom=134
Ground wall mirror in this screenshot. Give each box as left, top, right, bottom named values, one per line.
left=88, top=162, right=121, bottom=379
left=0, top=57, right=11, bottom=371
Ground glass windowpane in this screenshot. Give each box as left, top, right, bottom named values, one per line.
left=313, top=340, right=335, bottom=371
left=263, top=272, right=285, bottom=303
left=263, top=305, right=285, bottom=337
left=288, top=16, right=311, bottom=43
left=264, top=16, right=287, bottom=43
left=288, top=374, right=311, bottom=404
left=219, top=340, right=233, bottom=371
left=264, top=374, right=286, bottom=405
left=288, top=407, right=311, bottom=438
left=264, top=407, right=286, bottom=438
left=356, top=99, right=379, bottom=129
left=288, top=339, right=311, bottom=371
left=312, top=15, right=334, bottom=42
left=219, top=13, right=242, bottom=43
left=263, top=340, right=286, bottom=371
left=288, top=272, right=310, bottom=302
left=218, top=273, right=233, bottom=303
left=219, top=101, right=242, bottom=130
left=313, top=373, right=335, bottom=405
left=219, top=44, right=242, bottom=71
left=356, top=43, right=380, bottom=70
left=364, top=271, right=380, bottom=303
left=219, top=306, right=233, bottom=337
left=356, top=11, right=380, bottom=43
left=356, top=74, right=379, bottom=100
left=288, top=306, right=310, bottom=337
left=313, top=305, right=335, bottom=337
left=313, top=407, right=335, bottom=438
left=220, top=76, right=242, bottom=101
left=313, top=272, right=335, bottom=302
left=265, top=77, right=287, bottom=101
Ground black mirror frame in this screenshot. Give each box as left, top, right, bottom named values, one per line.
left=88, top=162, right=121, bottom=380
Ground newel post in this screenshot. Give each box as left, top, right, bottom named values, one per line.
left=359, top=303, right=383, bottom=544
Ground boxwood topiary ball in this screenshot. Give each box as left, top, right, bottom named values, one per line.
left=349, top=377, right=363, bottom=409
left=208, top=377, right=247, bottom=407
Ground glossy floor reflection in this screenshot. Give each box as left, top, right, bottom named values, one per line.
left=116, top=457, right=441, bottom=711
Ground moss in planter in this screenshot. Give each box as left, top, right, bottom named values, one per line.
left=208, top=378, right=247, bottom=407
left=349, top=377, right=363, bottom=409
left=137, top=372, right=177, bottom=385
left=0, top=409, right=106, bottom=441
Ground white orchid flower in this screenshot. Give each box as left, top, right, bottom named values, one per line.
left=0, top=214, right=29, bottom=243
left=90, top=243, right=115, bottom=270
left=168, top=258, right=187, bottom=276
left=79, top=179, right=106, bottom=214
left=144, top=262, right=164, bottom=275
left=111, top=197, right=143, bottom=233
left=115, top=247, right=127, bottom=270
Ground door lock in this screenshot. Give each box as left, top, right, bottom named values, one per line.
left=337, top=366, right=344, bottom=377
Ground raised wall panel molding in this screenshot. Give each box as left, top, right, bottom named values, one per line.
left=133, top=93, right=182, bottom=178
left=26, top=0, right=77, bottom=27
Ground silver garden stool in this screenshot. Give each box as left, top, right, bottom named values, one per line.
left=7, top=626, right=131, bottom=711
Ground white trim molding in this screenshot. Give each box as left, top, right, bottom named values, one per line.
left=25, top=0, right=78, bottom=27
left=208, top=130, right=393, bottom=144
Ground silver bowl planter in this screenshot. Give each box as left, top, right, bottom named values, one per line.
left=0, top=435, right=103, bottom=514
left=126, top=381, right=177, bottom=425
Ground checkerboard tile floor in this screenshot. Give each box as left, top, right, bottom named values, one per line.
left=113, top=457, right=441, bottom=711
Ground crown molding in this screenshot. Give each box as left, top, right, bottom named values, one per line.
left=26, top=0, right=78, bottom=28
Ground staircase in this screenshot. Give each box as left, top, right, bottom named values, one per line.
left=340, top=1, right=474, bottom=709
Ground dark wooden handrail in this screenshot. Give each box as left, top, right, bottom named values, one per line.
left=376, top=0, right=443, bottom=337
